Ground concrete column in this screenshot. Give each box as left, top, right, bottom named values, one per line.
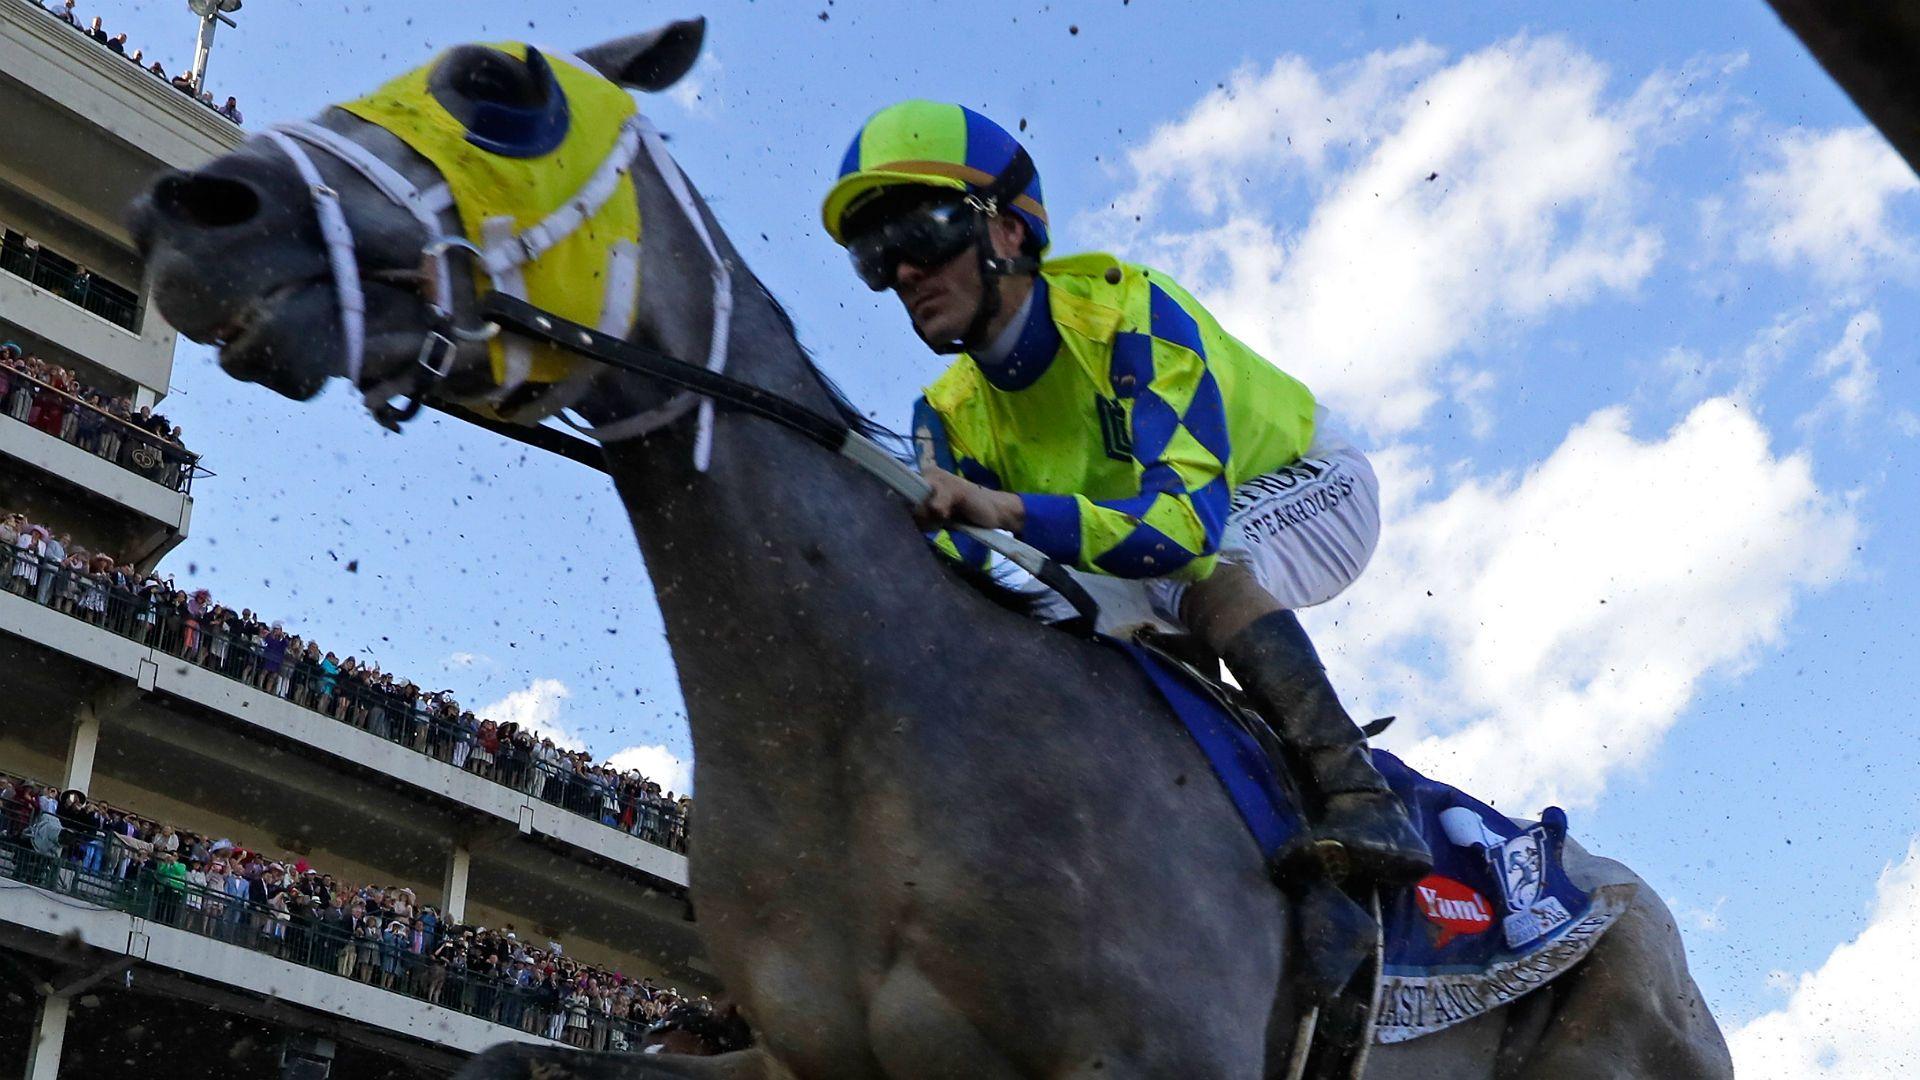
left=62, top=702, right=99, bottom=793
left=24, top=993, right=69, bottom=1080
left=441, top=842, right=471, bottom=925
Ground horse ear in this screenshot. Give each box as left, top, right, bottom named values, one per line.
left=576, top=18, right=706, bottom=92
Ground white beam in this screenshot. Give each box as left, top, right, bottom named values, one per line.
left=24, top=993, right=69, bottom=1080
left=62, top=701, right=99, bottom=793
left=442, top=842, right=471, bottom=925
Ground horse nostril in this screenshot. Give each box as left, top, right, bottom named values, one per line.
left=154, top=172, right=261, bottom=229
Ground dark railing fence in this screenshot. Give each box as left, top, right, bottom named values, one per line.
left=0, top=364, right=203, bottom=495
left=0, top=240, right=140, bottom=330
left=0, top=550, right=690, bottom=853
left=0, top=829, right=658, bottom=1052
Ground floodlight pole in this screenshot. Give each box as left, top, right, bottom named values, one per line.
left=188, top=9, right=236, bottom=95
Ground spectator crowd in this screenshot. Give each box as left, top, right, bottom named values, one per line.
left=0, top=343, right=195, bottom=490
left=31, top=0, right=244, bottom=123
left=0, top=506, right=692, bottom=853
left=0, top=774, right=745, bottom=1054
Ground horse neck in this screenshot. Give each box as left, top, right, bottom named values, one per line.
left=595, top=286, right=959, bottom=774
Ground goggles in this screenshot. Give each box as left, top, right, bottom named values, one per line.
left=845, top=198, right=982, bottom=291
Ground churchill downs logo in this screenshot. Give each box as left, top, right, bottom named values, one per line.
left=1231, top=455, right=1355, bottom=540
left=129, top=439, right=163, bottom=471
left=1490, top=825, right=1573, bottom=948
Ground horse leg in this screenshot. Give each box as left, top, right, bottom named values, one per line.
left=1498, top=886, right=1733, bottom=1080
left=456, top=1044, right=783, bottom=1080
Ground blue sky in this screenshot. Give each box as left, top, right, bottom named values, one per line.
left=77, top=1, right=1919, bottom=1071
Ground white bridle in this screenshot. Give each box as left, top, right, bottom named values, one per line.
left=260, top=67, right=734, bottom=470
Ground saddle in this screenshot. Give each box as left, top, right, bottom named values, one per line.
left=1121, top=630, right=1634, bottom=1077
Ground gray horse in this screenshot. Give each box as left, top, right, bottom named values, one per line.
left=128, top=20, right=1733, bottom=1079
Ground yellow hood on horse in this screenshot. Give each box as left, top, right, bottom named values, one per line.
left=341, top=44, right=642, bottom=388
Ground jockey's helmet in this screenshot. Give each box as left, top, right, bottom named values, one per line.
left=822, top=100, right=1049, bottom=252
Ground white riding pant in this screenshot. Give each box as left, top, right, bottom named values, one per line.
left=1035, top=419, right=1381, bottom=637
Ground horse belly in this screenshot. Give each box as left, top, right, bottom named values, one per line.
left=840, top=778, right=1284, bottom=1078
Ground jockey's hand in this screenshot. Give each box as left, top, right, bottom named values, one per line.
left=913, top=466, right=1026, bottom=533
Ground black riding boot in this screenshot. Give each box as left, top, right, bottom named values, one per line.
left=1220, top=609, right=1432, bottom=886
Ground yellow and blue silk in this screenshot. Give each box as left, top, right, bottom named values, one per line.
left=823, top=99, right=1048, bottom=249
left=916, top=255, right=1316, bottom=582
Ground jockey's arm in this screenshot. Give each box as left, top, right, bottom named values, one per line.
left=1013, top=335, right=1231, bottom=582
left=912, top=340, right=1232, bottom=583
left=910, top=398, right=997, bottom=570
left=913, top=466, right=1024, bottom=533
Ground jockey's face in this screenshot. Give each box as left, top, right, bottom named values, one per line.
left=891, top=211, right=1028, bottom=348
left=845, top=187, right=1030, bottom=350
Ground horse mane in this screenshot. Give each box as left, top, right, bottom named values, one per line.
left=751, top=273, right=896, bottom=447
left=751, top=274, right=1050, bottom=623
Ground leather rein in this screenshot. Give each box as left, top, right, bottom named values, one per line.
left=476, top=292, right=1101, bottom=633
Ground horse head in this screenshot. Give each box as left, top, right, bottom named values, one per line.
left=130, top=19, right=715, bottom=431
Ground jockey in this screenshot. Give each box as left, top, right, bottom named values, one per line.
left=821, top=101, right=1432, bottom=888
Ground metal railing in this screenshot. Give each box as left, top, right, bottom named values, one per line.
left=0, top=551, right=690, bottom=854
left=0, top=829, right=657, bottom=1052
left=0, top=365, right=204, bottom=495
left=0, top=244, right=140, bottom=330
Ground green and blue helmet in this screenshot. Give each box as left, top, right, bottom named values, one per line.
left=822, top=100, right=1048, bottom=250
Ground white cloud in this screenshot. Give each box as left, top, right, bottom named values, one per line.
left=480, top=677, right=584, bottom=751
left=1317, top=397, right=1857, bottom=809
left=1087, top=36, right=1696, bottom=437
left=1677, top=895, right=1730, bottom=934
left=1800, top=310, right=1881, bottom=430
left=1108, top=43, right=1444, bottom=220
left=664, top=51, right=722, bottom=115
left=1657, top=307, right=1820, bottom=405
left=1739, top=126, right=1917, bottom=284
left=1730, top=839, right=1920, bottom=1078
left=607, top=743, right=695, bottom=796
left=446, top=650, right=488, bottom=669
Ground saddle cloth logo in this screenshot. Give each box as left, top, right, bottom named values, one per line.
left=1489, top=824, right=1572, bottom=948
left=1414, top=875, right=1494, bottom=948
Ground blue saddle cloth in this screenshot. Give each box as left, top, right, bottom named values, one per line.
left=1122, top=642, right=1636, bottom=1044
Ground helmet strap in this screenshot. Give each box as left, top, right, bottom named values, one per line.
left=924, top=146, right=1041, bottom=355
left=921, top=220, right=1040, bottom=355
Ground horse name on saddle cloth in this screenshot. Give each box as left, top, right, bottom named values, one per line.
left=1122, top=644, right=1636, bottom=1046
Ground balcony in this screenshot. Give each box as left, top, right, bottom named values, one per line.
left=0, top=836, right=662, bottom=1058
left=1, top=231, right=139, bottom=331
left=0, top=552, right=690, bottom=858
left=0, top=568, right=707, bottom=994
left=1, top=362, right=202, bottom=496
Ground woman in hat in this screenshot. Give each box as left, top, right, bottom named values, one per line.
left=78, top=554, right=113, bottom=623
left=202, top=858, right=229, bottom=936
left=182, top=588, right=210, bottom=660
left=8, top=523, right=44, bottom=597
left=183, top=855, right=209, bottom=933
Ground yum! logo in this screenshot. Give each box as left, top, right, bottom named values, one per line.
left=1415, top=875, right=1494, bottom=947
